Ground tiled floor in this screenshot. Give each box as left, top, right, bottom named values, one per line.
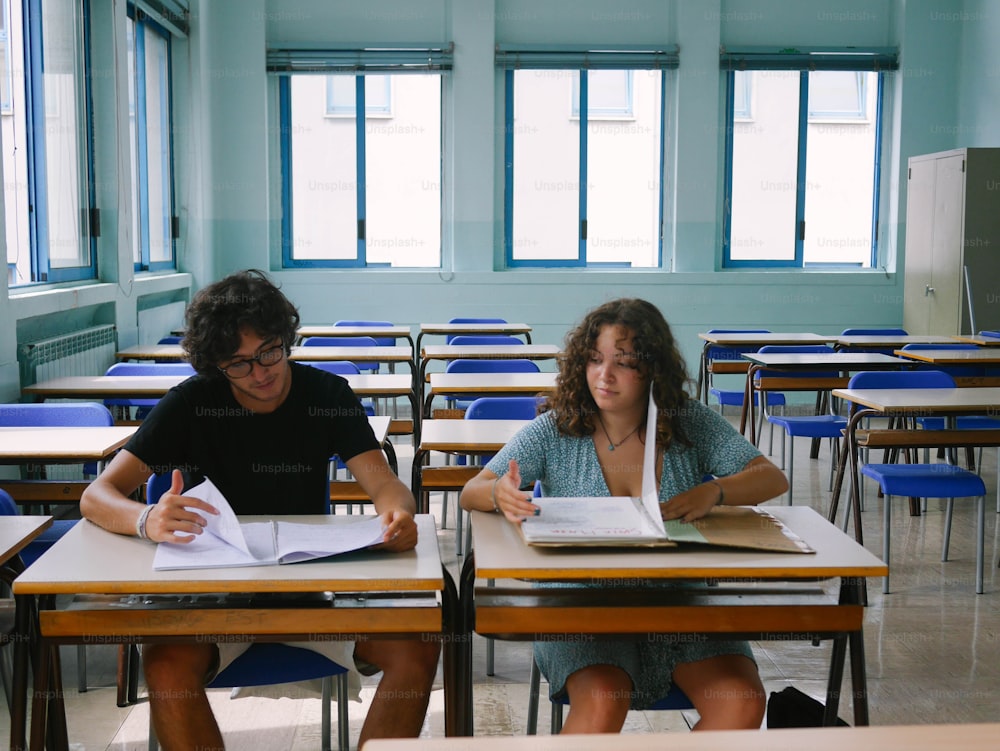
left=3, top=423, right=1000, bottom=749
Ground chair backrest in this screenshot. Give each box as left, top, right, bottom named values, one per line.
left=302, top=336, right=379, bottom=347
left=304, top=361, right=362, bottom=376
left=0, top=488, right=18, bottom=516
left=900, top=343, right=979, bottom=351
left=464, top=396, right=543, bottom=421
left=978, top=330, right=1000, bottom=338
left=105, top=362, right=196, bottom=376
left=840, top=328, right=908, bottom=336
left=448, top=335, right=524, bottom=347
left=0, top=402, right=114, bottom=427
left=333, top=320, right=394, bottom=347
left=445, top=358, right=540, bottom=374
left=847, top=369, right=956, bottom=390
left=157, top=336, right=184, bottom=344
left=446, top=318, right=509, bottom=343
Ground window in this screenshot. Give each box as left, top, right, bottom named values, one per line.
left=498, top=47, right=676, bottom=268
left=127, top=4, right=176, bottom=272
left=721, top=48, right=897, bottom=268
left=270, top=46, right=451, bottom=268
left=5, top=0, right=96, bottom=286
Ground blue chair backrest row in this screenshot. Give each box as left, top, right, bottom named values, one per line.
left=333, top=320, right=395, bottom=347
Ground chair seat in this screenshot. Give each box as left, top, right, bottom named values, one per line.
left=207, top=643, right=347, bottom=688
left=916, top=416, right=1000, bottom=431
left=861, top=463, right=986, bottom=498
left=765, top=414, right=847, bottom=438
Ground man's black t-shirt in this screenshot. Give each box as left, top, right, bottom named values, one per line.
left=124, top=362, right=379, bottom=514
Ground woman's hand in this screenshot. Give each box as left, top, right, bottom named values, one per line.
left=494, top=460, right=541, bottom=523
left=660, top=480, right=722, bottom=524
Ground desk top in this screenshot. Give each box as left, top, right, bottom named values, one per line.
left=0, top=426, right=137, bottom=462
left=836, top=334, right=958, bottom=347
left=470, top=505, right=886, bottom=581
left=832, top=386, right=1000, bottom=413
left=698, top=332, right=835, bottom=345
left=364, top=722, right=1000, bottom=751
left=421, top=345, right=560, bottom=360
left=951, top=334, right=1000, bottom=346
left=419, top=323, right=532, bottom=335
left=115, top=344, right=186, bottom=361
left=14, top=514, right=442, bottom=595
left=427, top=373, right=557, bottom=394
left=893, top=348, right=1000, bottom=364
left=290, top=346, right=414, bottom=363
left=0, top=516, right=53, bottom=565
left=743, top=353, right=907, bottom=368
left=417, top=419, right=529, bottom=453
left=297, top=325, right=412, bottom=339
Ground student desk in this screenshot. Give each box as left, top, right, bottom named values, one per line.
left=695, top=332, right=836, bottom=404
left=114, top=344, right=187, bottom=361
left=0, top=426, right=137, bottom=469
left=423, top=372, right=557, bottom=418
left=415, top=323, right=533, bottom=352
left=834, top=334, right=958, bottom=350
left=951, top=334, right=1000, bottom=346
left=740, top=352, right=909, bottom=445
left=453, top=506, right=886, bottom=736
left=410, top=419, right=529, bottom=513
left=11, top=514, right=460, bottom=749
left=0, top=516, right=54, bottom=751
left=829, top=386, right=1000, bottom=547
left=892, top=348, right=1000, bottom=368
left=364, top=722, right=1000, bottom=751
left=297, top=324, right=414, bottom=349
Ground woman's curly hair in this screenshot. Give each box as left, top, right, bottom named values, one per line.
left=182, top=269, right=300, bottom=377
left=543, top=298, right=693, bottom=449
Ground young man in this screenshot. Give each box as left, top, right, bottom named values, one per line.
left=81, top=269, right=439, bottom=750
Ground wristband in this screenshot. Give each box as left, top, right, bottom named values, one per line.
left=136, top=505, right=154, bottom=540
left=708, top=480, right=725, bottom=507
left=491, top=477, right=501, bottom=513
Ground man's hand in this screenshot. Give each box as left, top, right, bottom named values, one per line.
left=376, top=508, right=418, bottom=551
left=143, top=469, right=220, bottom=543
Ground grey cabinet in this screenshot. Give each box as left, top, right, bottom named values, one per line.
left=903, top=148, right=1000, bottom=335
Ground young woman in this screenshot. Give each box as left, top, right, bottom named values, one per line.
left=460, top=298, right=788, bottom=733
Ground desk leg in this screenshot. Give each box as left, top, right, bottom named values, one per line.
left=453, top=554, right=476, bottom=736
left=411, top=449, right=428, bottom=514
left=10, top=594, right=32, bottom=751
left=823, top=634, right=847, bottom=726
left=848, top=628, right=870, bottom=726
left=441, top=566, right=464, bottom=737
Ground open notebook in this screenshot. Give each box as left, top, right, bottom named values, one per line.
left=152, top=478, right=386, bottom=570
left=519, top=390, right=813, bottom=553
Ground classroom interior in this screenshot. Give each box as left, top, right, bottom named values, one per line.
left=3, top=0, right=1000, bottom=748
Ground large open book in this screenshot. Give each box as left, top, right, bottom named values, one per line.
left=152, top=478, right=386, bottom=570
left=519, top=391, right=813, bottom=553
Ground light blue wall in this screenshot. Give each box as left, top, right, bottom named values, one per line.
left=4, top=0, right=999, bottom=401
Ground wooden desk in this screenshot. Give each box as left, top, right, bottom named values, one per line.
left=410, top=419, right=529, bottom=512
left=453, top=506, right=886, bottom=736
left=835, top=334, right=958, bottom=350
left=297, top=324, right=414, bottom=349
left=741, top=353, right=909, bottom=445
left=0, top=516, right=53, bottom=751
left=0, top=427, right=137, bottom=466
left=12, top=514, right=459, bottom=748
left=416, top=323, right=533, bottom=352
left=828, top=387, right=1000, bottom=549
left=364, top=722, right=1000, bottom=751
left=115, top=344, right=186, bottom=361
left=951, top=334, right=1000, bottom=346
left=893, top=348, right=1000, bottom=365
left=423, top=372, right=556, bottom=418
left=695, top=333, right=836, bottom=403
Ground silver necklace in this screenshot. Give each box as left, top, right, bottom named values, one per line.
left=597, top=414, right=642, bottom=451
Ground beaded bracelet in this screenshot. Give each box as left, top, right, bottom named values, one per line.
left=136, top=505, right=154, bottom=540
left=708, top=480, right=725, bottom=506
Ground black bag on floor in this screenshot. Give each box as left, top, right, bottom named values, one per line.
left=766, top=687, right=850, bottom=728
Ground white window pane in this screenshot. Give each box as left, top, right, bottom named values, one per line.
left=804, top=72, right=877, bottom=266
left=586, top=70, right=659, bottom=267
left=733, top=70, right=752, bottom=119
left=573, top=70, right=633, bottom=117
left=365, top=74, right=439, bottom=267
left=512, top=69, right=579, bottom=261
left=730, top=70, right=799, bottom=261
left=808, top=70, right=865, bottom=120
left=290, top=75, right=358, bottom=260
left=144, top=30, right=171, bottom=263
left=41, top=0, right=86, bottom=269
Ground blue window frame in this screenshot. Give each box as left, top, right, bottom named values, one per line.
left=270, top=46, right=451, bottom=269
left=128, top=4, right=176, bottom=272
left=497, top=46, right=676, bottom=269
left=8, top=0, right=97, bottom=284
left=720, top=47, right=897, bottom=269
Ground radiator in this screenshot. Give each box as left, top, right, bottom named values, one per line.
left=17, top=324, right=118, bottom=387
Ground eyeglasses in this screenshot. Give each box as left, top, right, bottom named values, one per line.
left=218, top=343, right=286, bottom=379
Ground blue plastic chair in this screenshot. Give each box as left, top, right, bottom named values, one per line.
left=143, top=474, right=350, bottom=751
left=899, top=342, right=986, bottom=379
left=838, top=328, right=909, bottom=356
left=755, top=346, right=846, bottom=506
left=333, top=320, right=395, bottom=347
left=156, top=336, right=183, bottom=345
left=846, top=370, right=987, bottom=594
left=979, top=330, right=1000, bottom=338
left=445, top=317, right=509, bottom=344
left=441, top=358, right=541, bottom=411
left=103, top=362, right=196, bottom=419
left=302, top=336, right=381, bottom=373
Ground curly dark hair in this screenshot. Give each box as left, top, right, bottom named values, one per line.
left=544, top=298, right=693, bottom=449
left=182, top=269, right=301, bottom=377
